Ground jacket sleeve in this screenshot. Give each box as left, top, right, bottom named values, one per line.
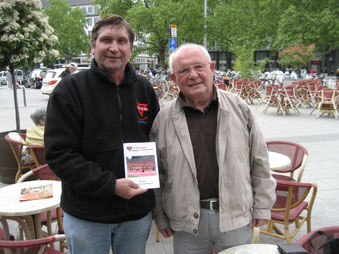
left=247, top=107, right=276, bottom=220
left=150, top=115, right=170, bottom=230
left=44, top=90, right=116, bottom=199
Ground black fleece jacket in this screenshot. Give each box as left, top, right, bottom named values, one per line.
left=44, top=61, right=159, bottom=223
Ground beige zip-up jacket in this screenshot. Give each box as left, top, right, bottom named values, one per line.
left=150, top=89, right=276, bottom=236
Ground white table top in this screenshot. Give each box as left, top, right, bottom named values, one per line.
left=220, top=244, right=279, bottom=254
left=268, top=151, right=291, bottom=171
left=0, top=180, right=61, bottom=216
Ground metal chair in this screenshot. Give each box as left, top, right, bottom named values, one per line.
left=0, top=234, right=66, bottom=254
left=4, top=133, right=35, bottom=182
left=260, top=180, right=317, bottom=243
left=296, top=226, right=339, bottom=253
left=266, top=141, right=308, bottom=183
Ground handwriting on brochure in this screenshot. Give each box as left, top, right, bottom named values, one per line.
left=123, top=142, right=160, bottom=189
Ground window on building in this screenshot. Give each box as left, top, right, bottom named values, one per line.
left=87, top=18, right=92, bottom=26
left=94, top=17, right=99, bottom=24
left=81, top=7, right=86, bottom=13
left=88, top=6, right=93, bottom=13
left=95, top=5, right=99, bottom=14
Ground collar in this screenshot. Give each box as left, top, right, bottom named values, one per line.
left=91, top=60, right=138, bottom=85
left=178, top=85, right=218, bottom=110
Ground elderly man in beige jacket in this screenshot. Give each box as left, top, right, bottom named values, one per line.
left=150, top=43, right=276, bottom=254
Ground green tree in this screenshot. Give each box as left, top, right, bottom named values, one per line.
left=279, top=43, right=315, bottom=71
left=0, top=0, right=59, bottom=131
left=93, top=0, right=205, bottom=69
left=44, top=0, right=89, bottom=62
left=275, top=0, right=339, bottom=73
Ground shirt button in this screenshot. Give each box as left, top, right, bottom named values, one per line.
left=193, top=229, right=198, bottom=234
left=194, top=213, right=199, bottom=219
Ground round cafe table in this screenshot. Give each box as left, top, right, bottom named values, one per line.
left=0, top=180, right=61, bottom=240
left=268, top=151, right=291, bottom=171
left=219, top=244, right=279, bottom=254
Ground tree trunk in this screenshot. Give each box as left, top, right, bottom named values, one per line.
left=159, top=44, right=166, bottom=70
left=10, top=65, right=20, bottom=132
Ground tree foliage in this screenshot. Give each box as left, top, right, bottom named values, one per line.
left=0, top=0, right=59, bottom=70
left=44, top=0, right=89, bottom=61
left=279, top=43, right=315, bottom=70
left=0, top=0, right=59, bottom=131
left=92, top=0, right=338, bottom=73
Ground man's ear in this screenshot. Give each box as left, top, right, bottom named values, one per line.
left=210, top=62, right=215, bottom=72
left=170, top=73, right=176, bottom=82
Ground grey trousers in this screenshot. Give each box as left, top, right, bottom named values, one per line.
left=173, top=209, right=252, bottom=254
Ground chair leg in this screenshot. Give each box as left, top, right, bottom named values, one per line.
left=155, top=224, right=159, bottom=242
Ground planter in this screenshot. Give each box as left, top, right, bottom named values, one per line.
left=0, top=131, right=21, bottom=184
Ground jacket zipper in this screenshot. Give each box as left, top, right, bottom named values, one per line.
left=116, top=85, right=124, bottom=143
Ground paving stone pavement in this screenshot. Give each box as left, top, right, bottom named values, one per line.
left=1, top=87, right=339, bottom=253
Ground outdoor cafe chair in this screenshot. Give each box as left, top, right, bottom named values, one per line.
left=316, top=88, right=338, bottom=120
left=17, top=164, right=66, bottom=252
left=260, top=180, right=317, bottom=244
left=266, top=141, right=308, bottom=183
left=0, top=234, right=66, bottom=254
left=247, top=80, right=262, bottom=104
left=4, top=133, right=35, bottom=182
left=309, top=85, right=326, bottom=116
left=260, top=84, right=286, bottom=116
left=296, top=225, right=339, bottom=253
left=29, top=145, right=46, bottom=168
left=281, top=84, right=301, bottom=115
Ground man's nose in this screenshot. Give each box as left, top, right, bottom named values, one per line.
left=109, top=41, right=119, bottom=51
left=187, top=68, right=199, bottom=78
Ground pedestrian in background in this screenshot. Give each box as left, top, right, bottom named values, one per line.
left=150, top=43, right=276, bottom=254
left=45, top=14, right=159, bottom=254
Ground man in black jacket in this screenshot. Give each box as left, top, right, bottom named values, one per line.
left=44, top=15, right=159, bottom=254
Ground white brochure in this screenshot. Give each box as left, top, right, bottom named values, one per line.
left=123, top=142, right=160, bottom=189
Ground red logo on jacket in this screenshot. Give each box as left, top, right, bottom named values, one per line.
left=137, top=102, right=149, bottom=122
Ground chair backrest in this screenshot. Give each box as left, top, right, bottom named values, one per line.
left=283, top=84, right=298, bottom=98
left=266, top=141, right=308, bottom=182
left=321, top=88, right=336, bottom=100
left=296, top=226, right=339, bottom=253
left=0, top=234, right=65, bottom=254
left=273, top=180, right=316, bottom=211
left=33, top=164, right=60, bottom=181
left=29, top=145, right=46, bottom=168
left=17, top=164, right=60, bottom=182
left=4, top=133, right=26, bottom=165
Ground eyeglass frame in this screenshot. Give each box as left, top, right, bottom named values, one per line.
left=172, top=62, right=211, bottom=77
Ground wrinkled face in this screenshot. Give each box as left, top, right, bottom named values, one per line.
left=170, top=47, right=214, bottom=100
left=91, top=25, right=131, bottom=74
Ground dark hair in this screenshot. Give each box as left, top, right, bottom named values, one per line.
left=91, top=14, right=134, bottom=49
left=30, top=108, right=46, bottom=126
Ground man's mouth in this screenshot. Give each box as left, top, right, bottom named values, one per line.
left=188, top=82, right=201, bottom=87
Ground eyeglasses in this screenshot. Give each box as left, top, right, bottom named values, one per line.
left=173, top=62, right=210, bottom=77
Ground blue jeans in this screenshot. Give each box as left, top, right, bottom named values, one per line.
left=173, top=209, right=252, bottom=254
left=63, top=211, right=152, bottom=254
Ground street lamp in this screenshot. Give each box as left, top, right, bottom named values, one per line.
left=204, top=0, right=207, bottom=48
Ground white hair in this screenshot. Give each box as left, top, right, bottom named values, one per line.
left=168, top=43, right=211, bottom=73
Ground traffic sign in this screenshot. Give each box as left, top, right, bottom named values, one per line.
left=169, top=38, right=177, bottom=52
left=170, top=24, right=177, bottom=38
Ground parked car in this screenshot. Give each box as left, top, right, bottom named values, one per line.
left=24, top=69, right=49, bottom=89
left=0, top=71, right=8, bottom=86
left=14, top=69, right=24, bottom=86
left=41, top=69, right=65, bottom=96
